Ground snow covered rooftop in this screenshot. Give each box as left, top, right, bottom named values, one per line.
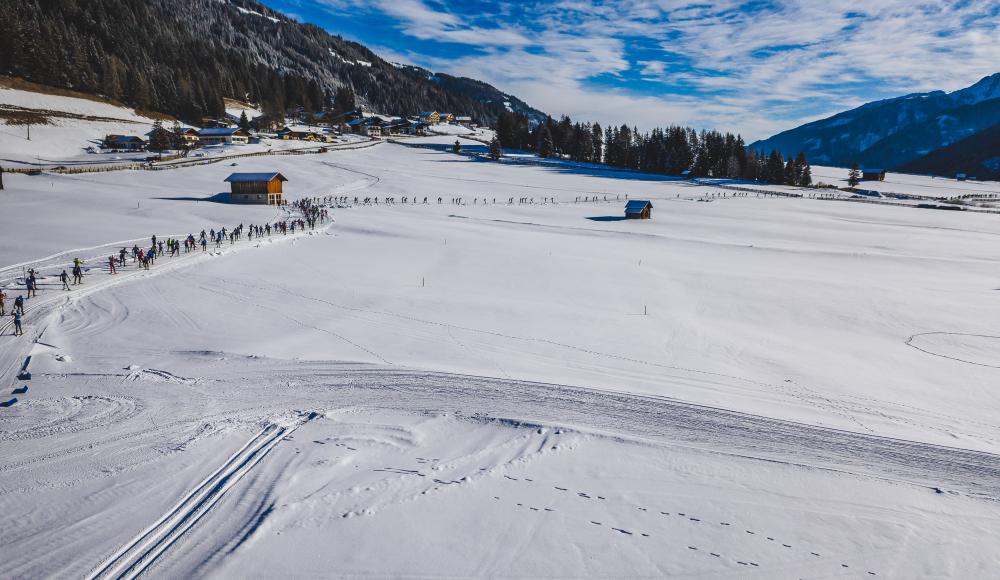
left=199, top=128, right=244, bottom=136
left=224, top=172, right=287, bottom=183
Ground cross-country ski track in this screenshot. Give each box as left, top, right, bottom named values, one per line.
left=85, top=413, right=318, bottom=580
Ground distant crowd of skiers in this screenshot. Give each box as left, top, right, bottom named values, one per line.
left=3, top=202, right=330, bottom=337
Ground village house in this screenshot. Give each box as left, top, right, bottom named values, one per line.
left=225, top=172, right=286, bottom=205
left=349, top=117, right=387, bottom=136
left=380, top=118, right=411, bottom=135
left=277, top=127, right=323, bottom=141
left=418, top=111, right=440, bottom=125
left=104, top=135, right=146, bottom=152
left=624, top=199, right=653, bottom=219
left=438, top=113, right=456, bottom=124
left=175, top=127, right=200, bottom=144
left=198, top=127, right=250, bottom=145
left=455, top=116, right=474, bottom=128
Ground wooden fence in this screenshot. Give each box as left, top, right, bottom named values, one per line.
left=5, top=139, right=381, bottom=175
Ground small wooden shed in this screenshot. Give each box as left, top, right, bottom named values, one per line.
left=861, top=168, right=886, bottom=181
left=225, top=172, right=286, bottom=205
left=625, top=199, right=653, bottom=219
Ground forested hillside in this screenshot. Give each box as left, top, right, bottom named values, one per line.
left=0, top=0, right=536, bottom=124
left=899, top=123, right=1000, bottom=181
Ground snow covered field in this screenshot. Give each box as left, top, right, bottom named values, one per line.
left=2, top=133, right=1000, bottom=577
left=810, top=166, right=1000, bottom=198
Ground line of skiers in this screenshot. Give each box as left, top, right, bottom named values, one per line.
left=3, top=211, right=330, bottom=336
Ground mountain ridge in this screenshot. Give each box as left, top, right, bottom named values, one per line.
left=749, top=73, right=1000, bottom=171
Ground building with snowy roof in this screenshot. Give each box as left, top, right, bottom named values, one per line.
left=624, top=199, right=653, bottom=219
left=104, top=135, right=146, bottom=151
left=198, top=128, right=250, bottom=145
left=418, top=111, right=440, bottom=124
left=225, top=172, right=286, bottom=205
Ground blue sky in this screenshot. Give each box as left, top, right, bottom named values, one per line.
left=259, top=0, right=1000, bottom=140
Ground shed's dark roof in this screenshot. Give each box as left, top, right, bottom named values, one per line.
left=625, top=199, right=653, bottom=210
left=224, top=172, right=287, bottom=183
left=861, top=168, right=885, bottom=173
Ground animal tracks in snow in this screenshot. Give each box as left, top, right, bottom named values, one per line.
left=492, top=470, right=879, bottom=576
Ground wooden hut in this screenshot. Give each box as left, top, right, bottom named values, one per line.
left=225, top=172, right=286, bottom=205
left=625, top=199, right=653, bottom=219
left=861, top=168, right=886, bottom=181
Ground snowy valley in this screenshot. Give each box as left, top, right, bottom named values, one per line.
left=1, top=84, right=1000, bottom=580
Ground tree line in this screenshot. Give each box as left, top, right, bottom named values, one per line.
left=494, top=112, right=812, bottom=185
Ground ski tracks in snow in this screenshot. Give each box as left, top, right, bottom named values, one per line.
left=86, top=411, right=318, bottom=580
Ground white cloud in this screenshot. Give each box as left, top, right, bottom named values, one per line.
left=311, top=0, right=1000, bottom=140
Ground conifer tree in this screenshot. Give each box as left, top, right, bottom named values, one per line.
left=848, top=161, right=861, bottom=187
left=239, top=110, right=250, bottom=131
left=489, top=135, right=503, bottom=160
left=147, top=119, right=173, bottom=152
left=766, top=150, right=785, bottom=183
left=796, top=152, right=812, bottom=186
left=538, top=125, right=554, bottom=158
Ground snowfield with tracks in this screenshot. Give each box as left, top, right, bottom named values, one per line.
left=1, top=122, right=1000, bottom=577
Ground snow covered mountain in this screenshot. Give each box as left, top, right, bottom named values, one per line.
left=749, top=73, right=1000, bottom=169
left=0, top=0, right=545, bottom=125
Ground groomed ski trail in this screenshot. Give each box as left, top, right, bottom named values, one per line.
left=86, top=411, right=318, bottom=580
